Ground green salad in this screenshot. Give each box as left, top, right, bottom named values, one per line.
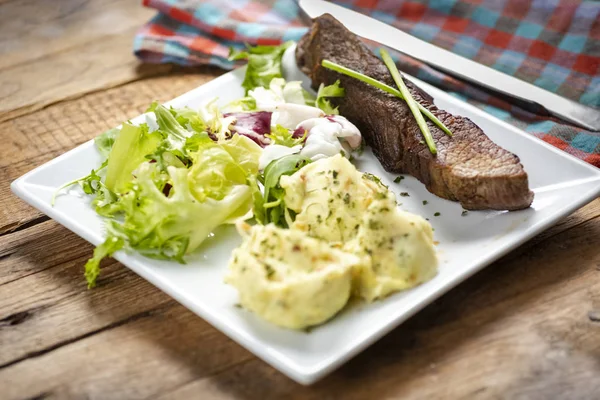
left=55, top=42, right=345, bottom=288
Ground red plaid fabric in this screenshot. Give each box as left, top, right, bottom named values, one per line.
left=134, top=0, right=600, bottom=167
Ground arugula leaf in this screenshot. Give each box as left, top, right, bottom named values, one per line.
left=266, top=124, right=306, bottom=147
left=105, top=122, right=162, bottom=194
left=315, top=80, right=345, bottom=115
left=260, top=154, right=311, bottom=227
left=229, top=42, right=293, bottom=94
left=95, top=128, right=119, bottom=159
left=248, top=174, right=266, bottom=225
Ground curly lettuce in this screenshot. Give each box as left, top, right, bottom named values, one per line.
left=229, top=42, right=293, bottom=94
left=105, top=123, right=162, bottom=194
left=56, top=99, right=266, bottom=288
left=266, top=124, right=305, bottom=147
left=95, top=128, right=119, bottom=159
left=84, top=134, right=261, bottom=288
left=316, top=80, right=345, bottom=115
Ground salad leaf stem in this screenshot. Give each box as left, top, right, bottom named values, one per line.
left=380, top=49, right=436, bottom=155
left=321, top=60, right=452, bottom=138
left=51, top=159, right=108, bottom=206
left=263, top=199, right=282, bottom=209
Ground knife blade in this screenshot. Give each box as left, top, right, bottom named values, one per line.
left=297, top=0, right=600, bottom=132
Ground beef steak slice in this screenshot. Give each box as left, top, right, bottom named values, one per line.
left=296, top=14, right=533, bottom=210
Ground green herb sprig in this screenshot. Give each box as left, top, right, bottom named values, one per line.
left=321, top=60, right=453, bottom=146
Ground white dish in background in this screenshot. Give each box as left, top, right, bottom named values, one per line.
left=11, top=46, right=600, bottom=385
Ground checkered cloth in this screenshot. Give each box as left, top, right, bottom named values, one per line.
left=134, top=0, right=600, bottom=167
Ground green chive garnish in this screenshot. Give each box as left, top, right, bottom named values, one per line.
left=321, top=60, right=453, bottom=139
left=380, top=48, right=436, bottom=154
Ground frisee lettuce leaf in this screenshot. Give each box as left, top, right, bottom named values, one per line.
left=58, top=101, right=273, bottom=287
left=222, top=96, right=257, bottom=112
left=84, top=236, right=125, bottom=289
left=84, top=235, right=125, bottom=288
left=146, top=101, right=159, bottom=113
left=169, top=106, right=206, bottom=133
left=51, top=159, right=108, bottom=206
left=95, top=128, right=119, bottom=159
left=316, top=80, right=345, bottom=115
left=107, top=162, right=253, bottom=258
left=266, top=124, right=306, bottom=147
left=229, top=42, right=293, bottom=94
left=105, top=122, right=162, bottom=194
left=154, top=104, right=195, bottom=160
left=82, top=132, right=261, bottom=287
left=188, top=134, right=261, bottom=203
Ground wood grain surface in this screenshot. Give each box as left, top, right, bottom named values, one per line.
left=1, top=1, right=599, bottom=399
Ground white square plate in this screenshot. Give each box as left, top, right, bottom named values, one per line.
left=12, top=48, right=600, bottom=385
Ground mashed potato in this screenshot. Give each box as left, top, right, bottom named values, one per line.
left=280, top=154, right=387, bottom=244
left=345, top=195, right=437, bottom=301
left=225, top=223, right=361, bottom=329
left=226, top=155, right=438, bottom=329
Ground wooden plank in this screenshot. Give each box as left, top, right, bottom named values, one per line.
left=0, top=220, right=179, bottom=367
left=1, top=298, right=254, bottom=400
left=0, top=0, right=152, bottom=70
left=0, top=0, right=169, bottom=122
left=0, top=70, right=221, bottom=234
left=1, top=204, right=599, bottom=398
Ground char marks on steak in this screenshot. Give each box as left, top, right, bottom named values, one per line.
left=296, top=14, right=533, bottom=210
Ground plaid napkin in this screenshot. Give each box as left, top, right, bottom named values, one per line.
left=134, top=0, right=600, bottom=167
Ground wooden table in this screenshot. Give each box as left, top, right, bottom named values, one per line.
left=1, top=1, right=599, bottom=398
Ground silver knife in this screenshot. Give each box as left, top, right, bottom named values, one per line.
left=298, top=0, right=600, bottom=132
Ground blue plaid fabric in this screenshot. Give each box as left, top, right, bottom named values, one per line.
left=134, top=0, right=600, bottom=167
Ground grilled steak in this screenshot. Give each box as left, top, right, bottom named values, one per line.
left=296, top=14, right=533, bottom=210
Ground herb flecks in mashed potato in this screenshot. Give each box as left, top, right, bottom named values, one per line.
left=225, top=223, right=360, bottom=330
left=279, top=154, right=386, bottom=243
left=227, top=155, right=438, bottom=329
left=346, top=197, right=437, bottom=302
left=280, top=155, right=437, bottom=302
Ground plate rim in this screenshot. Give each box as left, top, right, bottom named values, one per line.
left=10, top=66, right=600, bottom=386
